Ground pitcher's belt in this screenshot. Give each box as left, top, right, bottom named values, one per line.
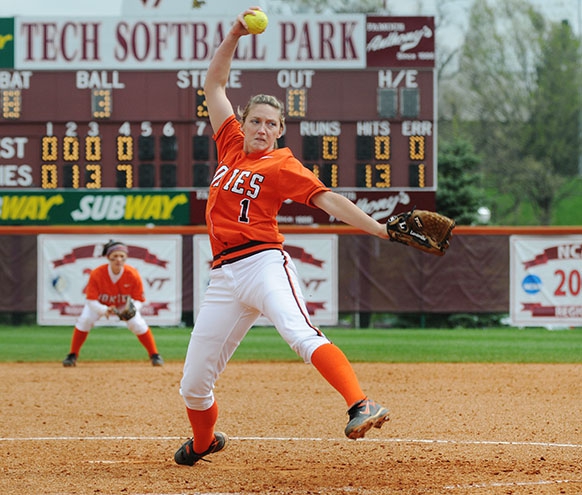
left=211, top=240, right=282, bottom=269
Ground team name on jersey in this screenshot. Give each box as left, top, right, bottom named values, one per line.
left=99, top=293, right=129, bottom=305
left=211, top=164, right=265, bottom=199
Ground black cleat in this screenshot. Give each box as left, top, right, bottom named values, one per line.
left=62, top=353, right=77, bottom=367
left=150, top=353, right=164, bottom=366
left=174, top=432, right=228, bottom=466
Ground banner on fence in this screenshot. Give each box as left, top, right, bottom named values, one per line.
left=510, top=235, right=582, bottom=327
left=193, top=234, right=338, bottom=326
left=0, top=190, right=191, bottom=225
left=37, top=234, right=182, bottom=326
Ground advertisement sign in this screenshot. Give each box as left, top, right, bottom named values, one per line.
left=366, top=16, right=435, bottom=68
left=0, top=17, right=14, bottom=69
left=510, top=235, right=582, bottom=327
left=37, top=234, right=182, bottom=325
left=0, top=190, right=191, bottom=225
left=193, top=234, right=338, bottom=326
left=190, top=189, right=435, bottom=226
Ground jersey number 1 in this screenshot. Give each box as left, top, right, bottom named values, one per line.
left=239, top=198, right=250, bottom=223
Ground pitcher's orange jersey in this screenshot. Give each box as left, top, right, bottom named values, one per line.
left=84, top=264, right=146, bottom=307
left=207, top=115, right=329, bottom=266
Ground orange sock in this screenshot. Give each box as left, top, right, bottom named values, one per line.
left=69, top=328, right=89, bottom=355
left=187, top=401, right=218, bottom=453
left=137, top=328, right=158, bottom=356
left=311, top=343, right=366, bottom=407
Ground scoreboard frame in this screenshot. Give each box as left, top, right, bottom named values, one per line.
left=0, top=14, right=437, bottom=218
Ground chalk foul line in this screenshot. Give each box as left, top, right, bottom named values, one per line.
left=0, top=435, right=581, bottom=449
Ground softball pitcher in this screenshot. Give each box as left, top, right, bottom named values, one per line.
left=174, top=8, right=390, bottom=466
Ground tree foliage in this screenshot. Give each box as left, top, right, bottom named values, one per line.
left=436, top=137, right=483, bottom=225
left=455, top=0, right=582, bottom=225
left=459, top=0, right=543, bottom=178
left=525, top=20, right=581, bottom=178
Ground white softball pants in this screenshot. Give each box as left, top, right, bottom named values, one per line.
left=180, top=249, right=331, bottom=410
left=75, top=303, right=149, bottom=335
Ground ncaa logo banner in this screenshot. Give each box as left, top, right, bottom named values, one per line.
left=510, top=235, right=582, bottom=327
left=193, top=234, right=338, bottom=326
left=0, top=18, right=15, bottom=68
left=37, top=234, right=182, bottom=326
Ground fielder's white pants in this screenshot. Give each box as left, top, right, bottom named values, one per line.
left=180, top=249, right=331, bottom=410
left=75, top=304, right=149, bottom=335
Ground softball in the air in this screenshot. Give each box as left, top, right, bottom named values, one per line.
left=244, top=10, right=268, bottom=35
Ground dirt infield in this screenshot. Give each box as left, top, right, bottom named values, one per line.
left=1, top=361, right=580, bottom=495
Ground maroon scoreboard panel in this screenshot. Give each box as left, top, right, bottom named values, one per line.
left=0, top=67, right=435, bottom=191
left=0, top=15, right=436, bottom=194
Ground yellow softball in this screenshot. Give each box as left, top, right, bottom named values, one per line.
left=244, top=10, right=268, bottom=35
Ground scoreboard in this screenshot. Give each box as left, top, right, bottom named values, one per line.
left=0, top=67, right=434, bottom=190
left=0, top=12, right=437, bottom=217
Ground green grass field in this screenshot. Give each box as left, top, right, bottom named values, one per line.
left=1, top=325, right=581, bottom=364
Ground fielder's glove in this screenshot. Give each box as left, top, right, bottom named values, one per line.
left=386, top=208, right=455, bottom=256
left=114, top=297, right=137, bottom=321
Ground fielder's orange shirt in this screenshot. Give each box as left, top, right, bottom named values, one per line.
left=208, top=114, right=329, bottom=267
left=84, top=264, right=146, bottom=307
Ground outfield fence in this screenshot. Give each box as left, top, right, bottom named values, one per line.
left=1, top=225, right=582, bottom=325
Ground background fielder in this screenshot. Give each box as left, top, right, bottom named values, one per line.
left=62, top=239, right=164, bottom=367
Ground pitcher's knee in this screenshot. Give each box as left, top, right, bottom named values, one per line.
left=292, top=336, right=331, bottom=364
left=180, top=386, right=214, bottom=410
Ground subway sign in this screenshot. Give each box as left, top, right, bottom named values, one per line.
left=0, top=189, right=191, bottom=224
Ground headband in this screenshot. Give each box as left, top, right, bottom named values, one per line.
left=105, top=242, right=128, bottom=257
